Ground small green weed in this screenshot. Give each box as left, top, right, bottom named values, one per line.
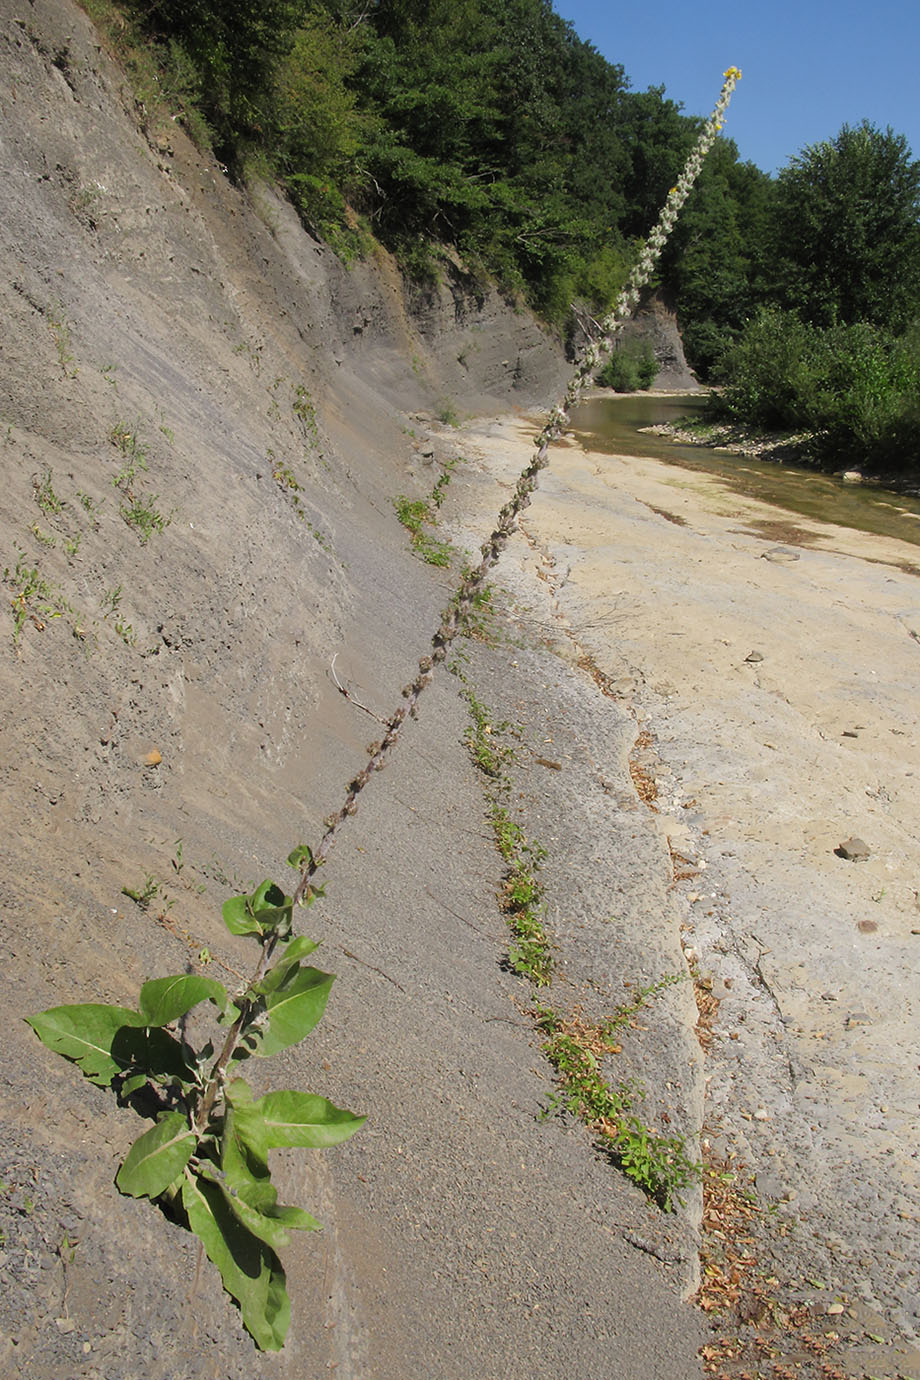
left=122, top=874, right=160, bottom=911
left=30, top=525, right=56, bottom=550
left=436, top=400, right=460, bottom=427
left=490, top=804, right=552, bottom=985
left=604, top=974, right=686, bottom=1035
left=120, top=496, right=172, bottom=545
left=32, top=467, right=64, bottom=516
left=291, top=384, right=318, bottom=441
left=454, top=669, right=551, bottom=984
left=47, top=304, right=77, bottom=378
left=77, top=491, right=103, bottom=521
left=461, top=687, right=515, bottom=778
left=2, top=553, right=69, bottom=645
left=110, top=423, right=148, bottom=490
left=234, top=339, right=263, bottom=374
left=69, top=182, right=105, bottom=225
left=431, top=456, right=459, bottom=509
left=169, top=839, right=206, bottom=895
left=102, top=585, right=123, bottom=618
left=270, top=451, right=307, bottom=519
left=534, top=1006, right=700, bottom=1210
left=393, top=496, right=451, bottom=567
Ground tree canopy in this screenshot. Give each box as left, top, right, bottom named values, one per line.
left=769, top=121, right=920, bottom=332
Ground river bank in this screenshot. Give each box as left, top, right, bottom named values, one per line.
left=641, top=408, right=920, bottom=500
left=452, top=413, right=920, bottom=1377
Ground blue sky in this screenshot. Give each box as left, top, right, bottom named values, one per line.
left=554, top=1, right=920, bottom=175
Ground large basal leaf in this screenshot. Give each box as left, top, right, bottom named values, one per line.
left=257, top=1089, right=366, bottom=1149
left=116, top=1111, right=196, bottom=1198
left=138, top=974, right=229, bottom=1026
left=222, top=1080, right=273, bottom=1211
left=255, top=966, right=335, bottom=1058
left=182, top=1170, right=290, bottom=1351
left=25, top=1004, right=144, bottom=1087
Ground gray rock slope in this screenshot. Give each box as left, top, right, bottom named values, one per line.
left=0, top=3, right=703, bottom=1377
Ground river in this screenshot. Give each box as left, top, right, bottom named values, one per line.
left=569, top=391, right=920, bottom=547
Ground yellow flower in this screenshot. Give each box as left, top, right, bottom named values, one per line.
left=723, top=66, right=742, bottom=80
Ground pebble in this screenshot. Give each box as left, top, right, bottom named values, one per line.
left=835, top=837, right=870, bottom=861
left=744, top=650, right=764, bottom=663
left=762, top=546, right=801, bottom=563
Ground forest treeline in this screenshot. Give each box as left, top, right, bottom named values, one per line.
left=87, top=0, right=920, bottom=474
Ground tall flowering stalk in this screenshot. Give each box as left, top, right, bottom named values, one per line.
left=293, top=68, right=742, bottom=904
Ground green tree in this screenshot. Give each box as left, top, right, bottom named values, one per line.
left=125, top=0, right=310, bottom=152
left=769, top=121, right=920, bottom=331
left=663, top=138, right=774, bottom=376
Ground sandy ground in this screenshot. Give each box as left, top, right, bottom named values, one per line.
left=453, top=414, right=920, bottom=1374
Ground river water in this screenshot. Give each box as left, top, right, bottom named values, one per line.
left=569, top=392, right=920, bottom=548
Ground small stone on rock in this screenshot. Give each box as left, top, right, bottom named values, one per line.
left=762, top=546, right=800, bottom=563
left=835, top=837, right=870, bottom=861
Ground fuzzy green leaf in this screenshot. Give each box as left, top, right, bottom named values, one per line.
left=25, top=1004, right=144, bottom=1087
left=138, top=974, right=230, bottom=1025
left=196, top=1162, right=319, bottom=1248
left=286, top=844, right=313, bottom=869
left=253, top=936, right=320, bottom=996
left=257, top=1089, right=366, bottom=1149
left=116, top=1112, right=196, bottom=1198
left=221, top=894, right=263, bottom=937
left=225, top=1193, right=320, bottom=1246
left=222, top=881, right=293, bottom=937
left=111, top=1023, right=197, bottom=1084
left=255, top=966, right=334, bottom=1057
left=181, top=1170, right=290, bottom=1351
left=119, top=1073, right=149, bottom=1097
left=249, top=880, right=294, bottom=933
left=222, top=1079, right=272, bottom=1209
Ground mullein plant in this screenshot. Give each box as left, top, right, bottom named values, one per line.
left=27, top=69, right=740, bottom=1350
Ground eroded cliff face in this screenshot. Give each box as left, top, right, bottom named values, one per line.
left=0, top=4, right=708, bottom=1378
left=0, top=0, right=571, bottom=948
left=621, top=291, right=701, bottom=391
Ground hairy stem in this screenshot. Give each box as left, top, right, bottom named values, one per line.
left=291, top=69, right=741, bottom=904
left=191, top=931, right=281, bottom=1135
